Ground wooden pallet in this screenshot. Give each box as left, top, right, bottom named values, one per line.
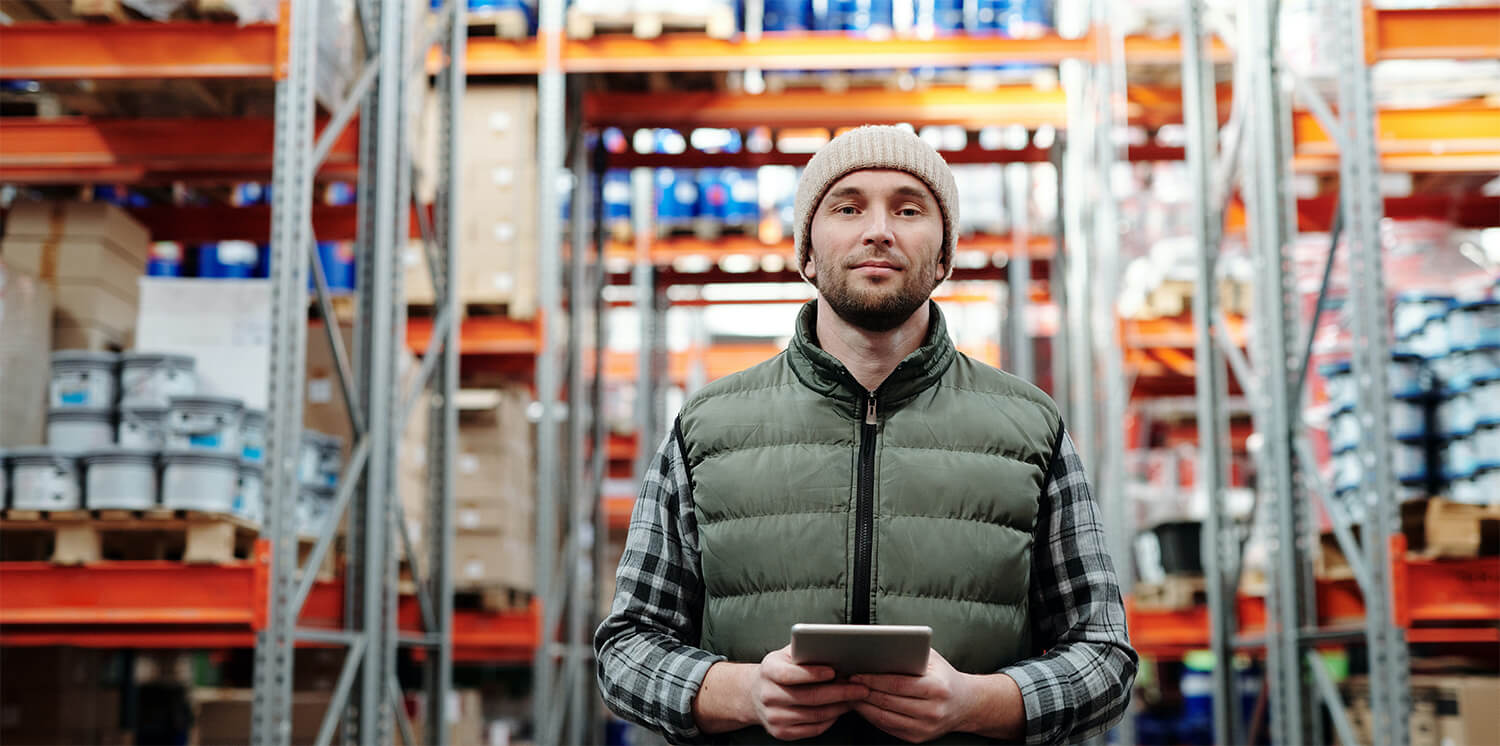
left=0, top=509, right=257, bottom=564
left=1401, top=497, right=1500, bottom=559
left=1133, top=575, right=1206, bottom=611
left=566, top=4, right=735, bottom=40
left=468, top=7, right=529, bottom=39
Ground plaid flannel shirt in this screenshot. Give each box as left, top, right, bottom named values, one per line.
left=595, top=422, right=1138, bottom=745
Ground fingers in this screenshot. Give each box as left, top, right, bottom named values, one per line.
left=860, top=689, right=930, bottom=719
left=762, top=648, right=837, bottom=686
left=852, top=701, right=929, bottom=744
left=763, top=681, right=869, bottom=708
left=763, top=703, right=851, bottom=741
left=852, top=673, right=929, bottom=697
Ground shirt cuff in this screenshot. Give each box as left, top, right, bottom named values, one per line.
left=659, top=648, right=727, bottom=744
left=999, top=658, right=1074, bottom=746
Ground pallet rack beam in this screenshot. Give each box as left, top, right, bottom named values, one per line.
left=0, top=22, right=280, bottom=79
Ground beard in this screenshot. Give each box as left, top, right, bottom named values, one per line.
left=813, top=251, right=940, bottom=332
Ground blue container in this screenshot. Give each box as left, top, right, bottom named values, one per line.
left=324, top=181, right=356, bottom=206
left=233, top=182, right=269, bottom=206
left=147, top=242, right=184, bottom=277
left=820, top=0, right=894, bottom=34
left=310, top=242, right=356, bottom=293
left=255, top=244, right=272, bottom=278
left=723, top=169, right=758, bottom=228
left=603, top=169, right=632, bottom=223
left=915, top=0, right=965, bottom=33
left=764, top=0, right=812, bottom=31
left=695, top=169, right=730, bottom=223
left=197, top=242, right=258, bottom=279
left=91, top=185, right=150, bottom=208
left=655, top=169, right=697, bottom=229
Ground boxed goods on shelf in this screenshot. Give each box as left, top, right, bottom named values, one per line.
left=0, top=263, right=52, bottom=447
left=459, top=85, right=539, bottom=318
left=1345, top=675, right=1500, bottom=746
left=135, top=278, right=272, bottom=410
left=2, top=201, right=150, bottom=351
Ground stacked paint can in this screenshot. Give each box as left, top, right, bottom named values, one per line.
left=296, top=430, right=344, bottom=537
left=1320, top=351, right=1436, bottom=515
left=1403, top=292, right=1500, bottom=503
left=9, top=350, right=272, bottom=527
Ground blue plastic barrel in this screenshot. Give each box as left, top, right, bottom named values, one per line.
left=147, top=242, right=184, bottom=277
left=914, top=0, right=965, bottom=33
left=603, top=169, right=632, bottom=224
left=198, top=242, right=258, bottom=279
left=695, top=169, right=729, bottom=224
left=723, top=169, right=758, bottom=230
left=823, top=0, right=894, bottom=34
left=763, top=0, right=813, bottom=31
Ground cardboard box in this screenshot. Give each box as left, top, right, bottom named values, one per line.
left=304, top=321, right=357, bottom=451
left=404, top=241, right=437, bottom=305
left=53, top=281, right=136, bottom=338
left=459, top=85, right=538, bottom=318
left=455, top=530, right=533, bottom=591
left=1, top=237, right=143, bottom=303
left=53, top=320, right=127, bottom=351
left=0, top=264, right=51, bottom=447
left=135, top=278, right=272, bottom=409
left=190, top=688, right=331, bottom=746
left=3, top=200, right=151, bottom=261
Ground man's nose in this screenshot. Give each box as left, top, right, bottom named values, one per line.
left=861, top=211, right=894, bottom=246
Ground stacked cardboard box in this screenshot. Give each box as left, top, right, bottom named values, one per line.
left=2, top=201, right=149, bottom=350
left=1345, top=675, right=1500, bottom=746
left=0, top=263, right=52, bottom=446
left=398, top=386, right=535, bottom=593
left=135, top=277, right=273, bottom=409
left=461, top=85, right=538, bottom=318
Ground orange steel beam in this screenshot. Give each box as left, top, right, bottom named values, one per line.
left=0, top=22, right=279, bottom=79
left=588, top=86, right=1070, bottom=130
left=1370, top=5, right=1500, bottom=61
left=407, top=315, right=542, bottom=356
left=1293, top=103, right=1500, bottom=174
left=0, top=117, right=360, bottom=184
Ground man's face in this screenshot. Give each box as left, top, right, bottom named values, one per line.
left=805, top=169, right=946, bottom=332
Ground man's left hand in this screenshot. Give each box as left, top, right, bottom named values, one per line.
left=849, top=649, right=978, bottom=743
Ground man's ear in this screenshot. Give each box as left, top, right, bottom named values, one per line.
left=804, top=254, right=818, bottom=280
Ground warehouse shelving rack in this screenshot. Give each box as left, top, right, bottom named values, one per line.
left=5, top=2, right=1500, bottom=744
left=1160, top=2, right=1500, bottom=746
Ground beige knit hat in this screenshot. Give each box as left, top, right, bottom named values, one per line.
left=793, top=125, right=959, bottom=280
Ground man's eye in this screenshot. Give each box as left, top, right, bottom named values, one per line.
left=837, top=206, right=858, bottom=215
left=898, top=208, right=920, bottom=217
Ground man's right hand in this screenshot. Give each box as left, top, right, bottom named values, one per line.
left=749, top=645, right=869, bottom=740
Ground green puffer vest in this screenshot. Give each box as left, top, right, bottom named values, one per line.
left=676, top=301, right=1062, bottom=745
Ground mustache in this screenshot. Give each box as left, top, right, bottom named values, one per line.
left=841, top=252, right=908, bottom=270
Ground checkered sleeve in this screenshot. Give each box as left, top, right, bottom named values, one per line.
left=594, top=423, right=725, bottom=744
left=999, top=430, right=1139, bottom=745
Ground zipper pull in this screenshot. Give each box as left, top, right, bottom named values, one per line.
left=865, top=395, right=878, bottom=425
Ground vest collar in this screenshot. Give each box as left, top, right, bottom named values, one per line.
left=787, top=299, right=957, bottom=408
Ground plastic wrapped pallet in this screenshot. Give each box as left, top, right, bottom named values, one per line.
left=0, top=262, right=53, bottom=447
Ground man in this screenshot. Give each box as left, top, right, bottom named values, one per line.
left=596, top=126, right=1136, bottom=744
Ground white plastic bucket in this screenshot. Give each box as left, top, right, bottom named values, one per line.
left=1438, top=388, right=1475, bottom=438
left=120, top=353, right=196, bottom=408
left=1470, top=467, right=1500, bottom=503
left=297, top=483, right=335, bottom=537
left=8, top=449, right=82, bottom=510
left=1396, top=480, right=1428, bottom=502
left=235, top=460, right=265, bottom=526
left=1451, top=471, right=1486, bottom=504
left=1328, top=409, right=1359, bottom=452
left=1388, top=353, right=1425, bottom=398
left=1393, top=438, right=1427, bottom=482
left=1475, top=425, right=1500, bottom=469
left=82, top=448, right=159, bottom=510
left=47, top=409, right=115, bottom=454
left=1443, top=436, right=1477, bottom=483
left=1448, top=300, right=1500, bottom=351
left=1390, top=395, right=1426, bottom=440
left=117, top=407, right=168, bottom=449
left=1332, top=449, right=1360, bottom=493
left=240, top=410, right=267, bottom=463
left=1474, top=376, right=1500, bottom=426
left=167, top=396, right=245, bottom=455
left=49, top=350, right=119, bottom=409
left=1394, top=294, right=1454, bottom=339
left=161, top=450, right=240, bottom=513
left=1448, top=346, right=1500, bottom=388
left=299, top=431, right=342, bottom=487
left=1320, top=361, right=1353, bottom=409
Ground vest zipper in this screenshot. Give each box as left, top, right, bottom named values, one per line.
left=852, top=392, right=878, bottom=625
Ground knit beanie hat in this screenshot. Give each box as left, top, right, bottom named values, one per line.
left=793, top=125, right=960, bottom=280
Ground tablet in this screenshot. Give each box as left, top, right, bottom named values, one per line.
left=789, top=623, right=931, bottom=677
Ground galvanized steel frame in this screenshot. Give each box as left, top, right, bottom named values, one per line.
left=252, top=0, right=464, bottom=741
left=1179, top=2, right=1242, bottom=743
